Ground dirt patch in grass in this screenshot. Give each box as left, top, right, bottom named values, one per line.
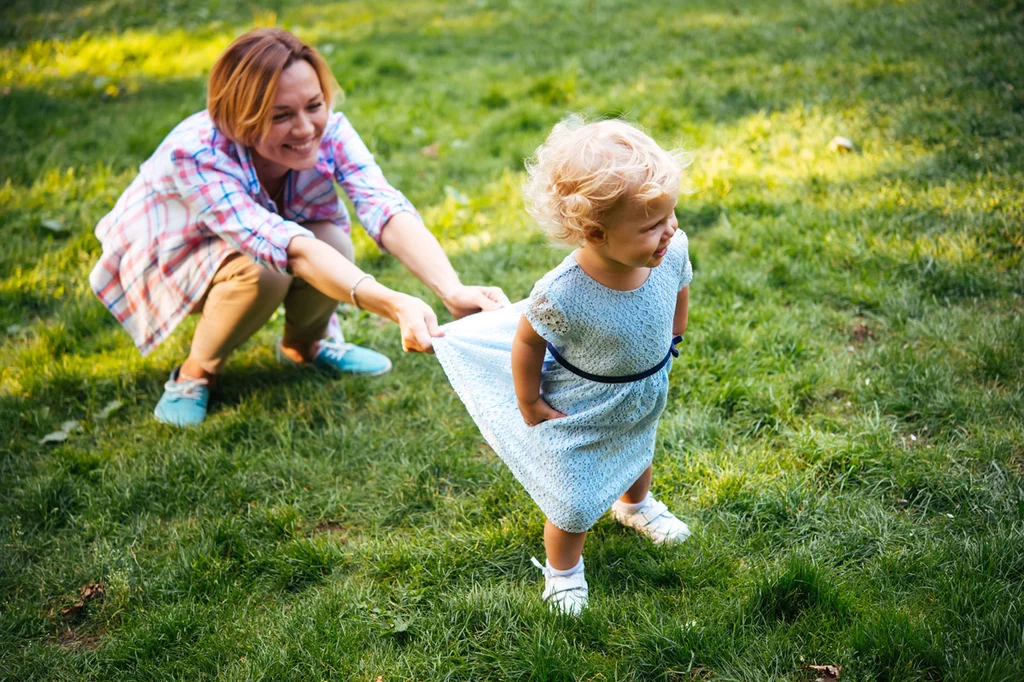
left=56, top=627, right=103, bottom=649
left=849, top=322, right=876, bottom=343
left=46, top=581, right=105, bottom=624
left=312, top=521, right=348, bottom=537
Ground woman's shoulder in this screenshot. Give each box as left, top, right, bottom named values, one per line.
left=155, top=112, right=227, bottom=157
left=144, top=112, right=250, bottom=185
left=320, top=110, right=360, bottom=148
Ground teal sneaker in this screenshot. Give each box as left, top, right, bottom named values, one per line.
left=154, top=367, right=210, bottom=426
left=277, top=338, right=392, bottom=376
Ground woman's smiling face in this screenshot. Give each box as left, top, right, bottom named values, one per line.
left=251, top=59, right=328, bottom=177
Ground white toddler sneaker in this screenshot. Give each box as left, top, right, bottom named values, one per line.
left=611, top=492, right=691, bottom=544
left=531, top=557, right=588, bottom=616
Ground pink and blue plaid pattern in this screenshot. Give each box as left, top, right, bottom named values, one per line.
left=90, top=110, right=420, bottom=355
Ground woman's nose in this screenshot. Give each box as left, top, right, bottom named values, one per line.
left=293, top=112, right=314, bottom=137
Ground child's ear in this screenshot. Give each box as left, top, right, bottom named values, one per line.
left=584, top=226, right=606, bottom=245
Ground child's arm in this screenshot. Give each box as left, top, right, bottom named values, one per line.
left=512, top=316, right=567, bottom=426
left=674, top=285, right=690, bottom=336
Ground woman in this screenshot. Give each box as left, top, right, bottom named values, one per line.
left=90, top=28, right=509, bottom=426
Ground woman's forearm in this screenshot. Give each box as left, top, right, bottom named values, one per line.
left=288, top=234, right=441, bottom=353
left=379, top=212, right=462, bottom=302
left=287, top=235, right=402, bottom=320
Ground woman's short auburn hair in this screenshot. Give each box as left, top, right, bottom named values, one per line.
left=207, top=28, right=340, bottom=147
left=523, top=116, right=691, bottom=246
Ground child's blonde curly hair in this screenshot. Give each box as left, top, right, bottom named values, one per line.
left=523, top=116, right=690, bottom=245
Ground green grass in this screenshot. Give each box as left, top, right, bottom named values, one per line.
left=2, top=0, right=1023, bottom=679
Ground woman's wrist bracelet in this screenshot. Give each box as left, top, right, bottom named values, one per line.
left=350, top=273, right=376, bottom=310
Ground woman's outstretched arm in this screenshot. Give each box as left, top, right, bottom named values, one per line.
left=287, top=235, right=441, bottom=353
left=380, top=212, right=511, bottom=318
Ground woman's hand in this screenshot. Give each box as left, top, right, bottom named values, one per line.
left=517, top=396, right=567, bottom=427
left=442, top=284, right=512, bottom=319
left=391, top=294, right=443, bottom=353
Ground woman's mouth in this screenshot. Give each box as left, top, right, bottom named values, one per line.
left=284, top=138, right=317, bottom=154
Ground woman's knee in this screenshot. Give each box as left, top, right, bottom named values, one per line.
left=213, top=254, right=291, bottom=308
left=303, top=220, right=354, bottom=262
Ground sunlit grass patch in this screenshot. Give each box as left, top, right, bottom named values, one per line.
left=2, top=0, right=1023, bottom=679
left=0, top=29, right=234, bottom=97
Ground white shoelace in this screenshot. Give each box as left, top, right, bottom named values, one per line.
left=314, top=338, right=353, bottom=363
left=163, top=374, right=209, bottom=399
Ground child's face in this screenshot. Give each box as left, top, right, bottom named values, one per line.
left=594, top=193, right=678, bottom=270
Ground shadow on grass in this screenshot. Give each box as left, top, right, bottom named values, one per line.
left=0, top=80, right=208, bottom=185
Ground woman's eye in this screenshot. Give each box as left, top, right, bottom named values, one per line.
left=273, top=113, right=290, bottom=122
left=308, top=102, right=322, bottom=111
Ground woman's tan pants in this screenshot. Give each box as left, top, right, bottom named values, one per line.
left=187, top=221, right=354, bottom=374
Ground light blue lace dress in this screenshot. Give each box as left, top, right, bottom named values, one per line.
left=433, top=232, right=692, bottom=533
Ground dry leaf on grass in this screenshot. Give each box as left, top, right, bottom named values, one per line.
left=93, top=400, right=123, bottom=422
left=80, top=583, right=105, bottom=601
left=61, top=582, right=106, bottom=620
left=41, top=218, right=69, bottom=232
left=850, top=323, right=875, bottom=342
left=828, top=136, right=856, bottom=153
left=40, top=431, right=70, bottom=444
left=40, top=420, right=83, bottom=444
left=803, top=663, right=841, bottom=680
left=420, top=142, right=440, bottom=158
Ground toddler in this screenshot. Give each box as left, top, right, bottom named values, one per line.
left=433, top=117, right=693, bottom=614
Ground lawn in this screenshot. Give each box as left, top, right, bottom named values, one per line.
left=1, top=0, right=1023, bottom=680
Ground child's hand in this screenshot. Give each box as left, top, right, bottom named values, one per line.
left=517, top=396, right=567, bottom=426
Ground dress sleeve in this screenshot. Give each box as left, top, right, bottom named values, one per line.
left=672, top=230, right=693, bottom=290
left=524, top=276, right=570, bottom=347
left=169, top=146, right=312, bottom=275
left=325, top=112, right=422, bottom=248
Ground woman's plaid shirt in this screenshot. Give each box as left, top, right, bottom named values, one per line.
left=90, top=110, right=419, bottom=355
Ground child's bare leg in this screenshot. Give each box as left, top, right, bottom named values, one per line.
left=619, top=464, right=653, bottom=504
left=544, top=520, right=586, bottom=570
left=534, top=519, right=589, bottom=615
left=612, top=464, right=691, bottom=544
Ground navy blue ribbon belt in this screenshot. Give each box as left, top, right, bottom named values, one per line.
left=545, top=335, right=683, bottom=384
